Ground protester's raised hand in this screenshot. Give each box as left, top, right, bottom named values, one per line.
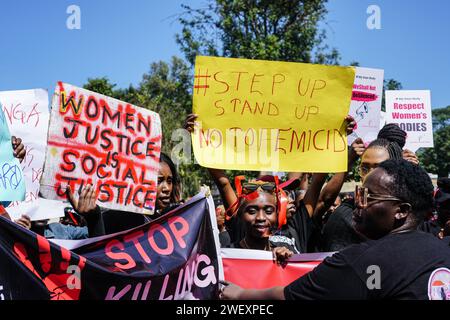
left=351, top=138, right=365, bottom=157
left=183, top=114, right=198, bottom=133
left=215, top=205, right=226, bottom=232
left=219, top=280, right=243, bottom=300
left=14, top=214, right=31, bottom=230
left=402, top=149, right=419, bottom=165
left=272, top=246, right=293, bottom=266
left=11, top=136, right=26, bottom=163
left=66, top=184, right=98, bottom=216
left=344, top=115, right=356, bottom=135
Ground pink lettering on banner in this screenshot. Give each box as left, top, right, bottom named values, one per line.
left=104, top=216, right=190, bottom=270
left=351, top=91, right=378, bottom=102
left=2, top=103, right=41, bottom=127
left=104, top=254, right=217, bottom=300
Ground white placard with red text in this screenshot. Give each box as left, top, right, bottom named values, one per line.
left=0, top=89, right=64, bottom=220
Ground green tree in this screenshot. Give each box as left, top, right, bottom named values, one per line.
left=175, top=0, right=343, bottom=187
left=381, top=79, right=402, bottom=112
left=418, top=106, right=450, bottom=177
left=84, top=57, right=192, bottom=153
left=177, top=0, right=340, bottom=65
left=83, top=77, right=118, bottom=98
left=83, top=58, right=214, bottom=197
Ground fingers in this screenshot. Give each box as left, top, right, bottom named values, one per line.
left=78, top=184, right=98, bottom=214
left=66, top=185, right=78, bottom=210
left=219, top=280, right=230, bottom=286
left=11, top=137, right=26, bottom=161
left=184, top=114, right=198, bottom=133
left=219, top=280, right=229, bottom=300
left=402, top=149, right=419, bottom=165
left=79, top=184, right=91, bottom=213
left=344, top=115, right=356, bottom=135
left=219, top=281, right=240, bottom=300
left=273, top=247, right=293, bottom=266
left=351, top=138, right=365, bottom=156
left=87, top=184, right=97, bottom=210
left=15, top=215, right=31, bottom=229
left=344, top=115, right=355, bottom=122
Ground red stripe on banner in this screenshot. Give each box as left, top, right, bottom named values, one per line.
left=222, top=258, right=321, bottom=289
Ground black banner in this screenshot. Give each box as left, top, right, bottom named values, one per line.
left=0, top=193, right=221, bottom=300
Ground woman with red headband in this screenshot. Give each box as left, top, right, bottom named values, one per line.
left=184, top=114, right=355, bottom=253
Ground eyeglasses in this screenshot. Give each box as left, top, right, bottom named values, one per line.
left=355, top=186, right=403, bottom=209
left=242, top=182, right=276, bottom=194
left=359, top=164, right=378, bottom=178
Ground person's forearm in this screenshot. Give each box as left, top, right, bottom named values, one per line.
left=303, top=173, right=327, bottom=217
left=84, top=206, right=105, bottom=237
left=238, top=286, right=285, bottom=300
left=208, top=168, right=237, bottom=209
left=313, top=172, right=346, bottom=225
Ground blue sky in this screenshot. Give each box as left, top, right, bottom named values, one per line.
left=0, top=0, right=448, bottom=109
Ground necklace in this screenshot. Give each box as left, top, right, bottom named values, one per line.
left=241, top=238, right=270, bottom=251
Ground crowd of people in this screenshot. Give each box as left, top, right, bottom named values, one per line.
left=1, top=112, right=449, bottom=300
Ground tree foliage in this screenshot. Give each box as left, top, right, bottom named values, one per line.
left=176, top=0, right=339, bottom=65
left=83, top=58, right=216, bottom=197
left=418, top=106, right=450, bottom=177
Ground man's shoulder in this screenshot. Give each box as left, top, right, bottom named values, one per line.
left=337, top=231, right=450, bottom=267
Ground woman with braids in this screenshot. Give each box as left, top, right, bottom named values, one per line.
left=66, top=152, right=183, bottom=237
left=315, top=123, right=420, bottom=252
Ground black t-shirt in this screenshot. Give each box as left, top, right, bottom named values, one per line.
left=287, top=201, right=318, bottom=253
left=85, top=204, right=180, bottom=237
left=219, top=230, right=231, bottom=247
left=284, top=231, right=450, bottom=300
left=418, top=219, right=442, bottom=237
left=320, top=202, right=364, bottom=252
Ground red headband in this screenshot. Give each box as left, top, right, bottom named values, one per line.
left=225, top=175, right=288, bottom=229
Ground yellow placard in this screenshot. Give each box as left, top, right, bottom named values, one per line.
left=192, top=56, right=355, bottom=172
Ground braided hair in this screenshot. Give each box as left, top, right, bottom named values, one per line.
left=378, top=159, right=434, bottom=223
left=366, top=123, right=406, bottom=159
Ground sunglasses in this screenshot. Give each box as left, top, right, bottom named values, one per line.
left=359, top=164, right=378, bottom=178
left=355, top=186, right=403, bottom=209
left=242, top=182, right=276, bottom=194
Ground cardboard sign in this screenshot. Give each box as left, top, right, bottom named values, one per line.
left=348, top=67, right=384, bottom=144
left=385, top=90, right=434, bottom=152
left=0, top=89, right=63, bottom=221
left=0, top=105, right=26, bottom=202
left=40, top=83, right=162, bottom=215
left=192, top=56, right=355, bottom=172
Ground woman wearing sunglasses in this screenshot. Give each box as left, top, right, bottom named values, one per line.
left=226, top=176, right=328, bottom=264
left=184, top=113, right=353, bottom=253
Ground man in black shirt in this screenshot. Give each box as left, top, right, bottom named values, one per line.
left=220, top=160, right=450, bottom=300
left=320, top=200, right=364, bottom=252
